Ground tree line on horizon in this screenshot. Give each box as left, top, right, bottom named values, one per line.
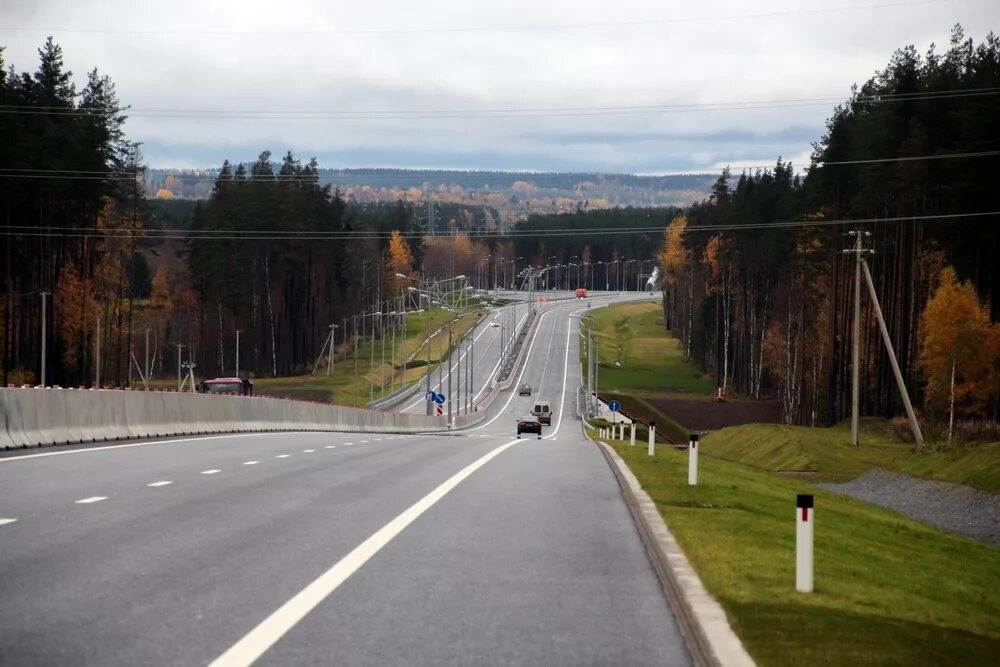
left=655, top=26, right=1000, bottom=434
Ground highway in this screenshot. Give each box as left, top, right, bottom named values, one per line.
left=0, top=293, right=690, bottom=666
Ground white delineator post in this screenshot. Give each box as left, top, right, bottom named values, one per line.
left=630, top=422, right=636, bottom=447
left=796, top=494, right=814, bottom=593
left=647, top=421, right=656, bottom=456
left=619, top=421, right=624, bottom=440
left=688, top=433, right=699, bottom=486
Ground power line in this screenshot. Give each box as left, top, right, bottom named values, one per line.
left=0, top=1, right=946, bottom=36
left=0, top=211, right=994, bottom=241
left=2, top=88, right=995, bottom=120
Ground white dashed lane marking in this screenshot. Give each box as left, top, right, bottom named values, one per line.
left=75, top=496, right=107, bottom=504
left=275, top=454, right=290, bottom=459
left=303, top=449, right=315, bottom=453
left=0, top=518, right=17, bottom=526
left=359, top=441, right=368, bottom=444
left=243, top=461, right=259, bottom=466
left=202, top=469, right=221, bottom=475
left=147, top=481, right=173, bottom=488
left=325, top=446, right=336, bottom=449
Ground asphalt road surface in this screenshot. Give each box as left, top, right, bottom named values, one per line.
left=0, top=293, right=690, bottom=666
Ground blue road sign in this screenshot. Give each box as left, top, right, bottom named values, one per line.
left=434, top=392, right=446, bottom=405
left=426, top=391, right=437, bottom=402
left=608, top=400, right=621, bottom=413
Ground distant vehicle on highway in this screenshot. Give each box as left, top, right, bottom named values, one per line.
left=531, top=400, right=552, bottom=425
left=575, top=288, right=587, bottom=299
left=519, top=383, right=532, bottom=396
left=517, top=416, right=542, bottom=438
left=491, top=320, right=500, bottom=328
left=199, top=377, right=253, bottom=396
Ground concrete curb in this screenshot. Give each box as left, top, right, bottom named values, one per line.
left=591, top=434, right=755, bottom=667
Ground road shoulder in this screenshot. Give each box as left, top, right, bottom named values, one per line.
left=593, top=435, right=755, bottom=667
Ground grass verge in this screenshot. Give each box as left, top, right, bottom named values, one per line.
left=601, top=435, right=1000, bottom=666
left=703, top=423, right=1000, bottom=493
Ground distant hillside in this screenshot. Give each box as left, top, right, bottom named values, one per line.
left=144, top=167, right=715, bottom=224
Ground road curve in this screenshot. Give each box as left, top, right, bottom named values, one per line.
left=0, top=293, right=689, bottom=666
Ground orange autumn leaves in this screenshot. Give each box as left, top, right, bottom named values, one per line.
left=919, top=267, right=1000, bottom=424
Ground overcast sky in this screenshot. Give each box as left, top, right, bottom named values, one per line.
left=2, top=0, right=997, bottom=172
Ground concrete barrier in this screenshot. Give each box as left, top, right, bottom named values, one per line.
left=0, top=388, right=447, bottom=450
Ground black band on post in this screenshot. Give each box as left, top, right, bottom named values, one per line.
left=649, top=421, right=656, bottom=427
left=796, top=494, right=814, bottom=509
left=689, top=433, right=699, bottom=442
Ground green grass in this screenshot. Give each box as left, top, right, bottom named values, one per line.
left=582, top=300, right=713, bottom=440
left=586, top=300, right=714, bottom=394
left=152, top=308, right=484, bottom=406
left=603, top=438, right=1000, bottom=666
left=702, top=423, right=1000, bottom=493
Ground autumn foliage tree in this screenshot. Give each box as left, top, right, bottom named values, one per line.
left=919, top=267, right=999, bottom=440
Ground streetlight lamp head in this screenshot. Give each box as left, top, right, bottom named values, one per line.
left=395, top=273, right=407, bottom=279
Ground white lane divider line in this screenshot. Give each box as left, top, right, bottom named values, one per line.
left=325, top=446, right=336, bottom=449
left=75, top=496, right=108, bottom=504
left=275, top=454, right=290, bottom=459
left=303, top=449, right=315, bottom=453
left=0, top=518, right=17, bottom=526
left=146, top=481, right=173, bottom=488
left=202, top=469, right=222, bottom=475
left=343, top=443, right=353, bottom=446
left=374, top=438, right=383, bottom=442
left=207, top=438, right=520, bottom=667
left=243, top=461, right=260, bottom=466
left=359, top=440, right=368, bottom=444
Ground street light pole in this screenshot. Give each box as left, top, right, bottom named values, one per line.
left=447, top=324, right=453, bottom=428
left=236, top=329, right=242, bottom=378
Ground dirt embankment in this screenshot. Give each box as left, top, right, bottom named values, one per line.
left=646, top=397, right=781, bottom=432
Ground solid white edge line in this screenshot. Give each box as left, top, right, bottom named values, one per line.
left=0, top=432, right=304, bottom=463
left=208, top=437, right=522, bottom=667
left=468, top=306, right=553, bottom=432
left=544, top=304, right=587, bottom=440
left=0, top=518, right=18, bottom=526
left=400, top=308, right=503, bottom=411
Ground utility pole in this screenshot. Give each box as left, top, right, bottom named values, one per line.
left=144, top=328, right=151, bottom=389
left=843, top=231, right=871, bottom=446
left=95, top=315, right=102, bottom=389
left=236, top=329, right=242, bottom=378
left=861, top=259, right=925, bottom=447
left=353, top=315, right=359, bottom=405
left=40, top=291, right=49, bottom=386
left=174, top=343, right=185, bottom=390
left=328, top=324, right=337, bottom=375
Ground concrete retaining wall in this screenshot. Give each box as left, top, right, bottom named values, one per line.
left=0, top=388, right=447, bottom=450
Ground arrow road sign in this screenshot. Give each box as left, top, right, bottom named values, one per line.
left=608, top=400, right=621, bottom=413
left=433, top=392, right=446, bottom=405
left=426, top=391, right=437, bottom=402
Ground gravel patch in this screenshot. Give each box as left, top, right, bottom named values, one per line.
left=818, top=468, right=1000, bottom=548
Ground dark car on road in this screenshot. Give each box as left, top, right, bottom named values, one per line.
left=517, top=416, right=542, bottom=438
left=518, top=384, right=532, bottom=396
